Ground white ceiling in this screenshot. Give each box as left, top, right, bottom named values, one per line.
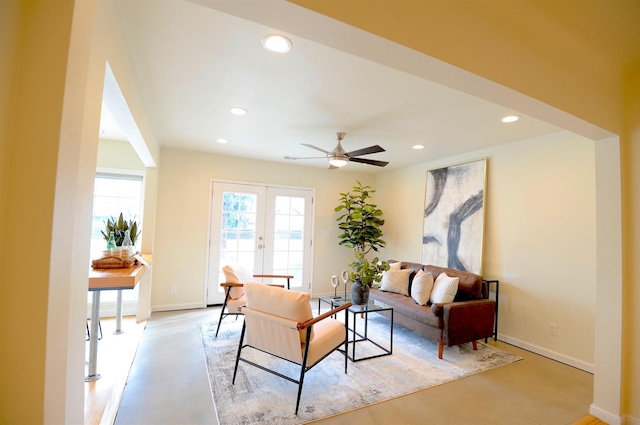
left=101, top=0, right=567, bottom=173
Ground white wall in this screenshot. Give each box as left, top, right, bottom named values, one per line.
left=149, top=132, right=597, bottom=372
left=376, top=131, right=597, bottom=371
left=151, top=147, right=375, bottom=310
left=96, top=138, right=145, bottom=170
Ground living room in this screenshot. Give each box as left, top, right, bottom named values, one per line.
left=2, top=1, right=638, bottom=425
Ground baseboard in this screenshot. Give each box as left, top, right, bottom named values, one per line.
left=496, top=334, right=594, bottom=373
left=88, top=301, right=139, bottom=319
left=589, top=403, right=623, bottom=425
left=624, top=414, right=640, bottom=425
left=151, top=302, right=205, bottom=312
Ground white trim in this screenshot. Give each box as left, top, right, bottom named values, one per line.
left=624, top=414, right=640, bottom=425
left=593, top=136, right=623, bottom=420
left=589, top=404, right=623, bottom=425
left=498, top=334, right=594, bottom=373
left=151, top=303, right=206, bottom=312
left=87, top=301, right=139, bottom=318
left=103, top=62, right=156, bottom=167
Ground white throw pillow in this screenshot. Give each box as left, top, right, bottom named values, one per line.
left=380, top=268, right=411, bottom=296
left=388, top=261, right=402, bottom=271
left=222, top=264, right=252, bottom=299
left=430, top=272, right=459, bottom=304
left=410, top=269, right=434, bottom=305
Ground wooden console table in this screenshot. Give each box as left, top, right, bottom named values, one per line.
left=86, top=256, right=150, bottom=382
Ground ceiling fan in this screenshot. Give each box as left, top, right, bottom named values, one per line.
left=285, top=132, right=389, bottom=169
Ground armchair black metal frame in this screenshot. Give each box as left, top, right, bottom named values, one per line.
left=232, top=302, right=351, bottom=415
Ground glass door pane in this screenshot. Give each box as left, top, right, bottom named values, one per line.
left=207, top=182, right=313, bottom=304
left=208, top=183, right=265, bottom=304
left=264, top=188, right=313, bottom=291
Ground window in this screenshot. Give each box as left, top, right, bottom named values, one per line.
left=89, top=171, right=144, bottom=310
left=90, top=172, right=144, bottom=259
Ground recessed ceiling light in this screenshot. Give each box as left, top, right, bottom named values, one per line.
left=230, top=107, right=247, bottom=116
left=261, top=34, right=292, bottom=54
left=216, top=138, right=228, bottom=144
left=413, top=145, right=425, bottom=150
left=501, top=115, right=519, bottom=123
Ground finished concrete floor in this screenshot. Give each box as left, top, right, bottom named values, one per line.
left=115, top=307, right=593, bottom=425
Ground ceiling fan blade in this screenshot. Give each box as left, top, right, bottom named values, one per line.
left=346, top=145, right=385, bottom=157
left=349, top=157, right=389, bottom=167
left=301, top=143, right=329, bottom=154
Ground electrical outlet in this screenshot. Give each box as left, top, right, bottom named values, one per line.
left=170, top=285, right=177, bottom=295
left=549, top=323, right=558, bottom=336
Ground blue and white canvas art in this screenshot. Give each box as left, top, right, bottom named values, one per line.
left=422, top=159, right=487, bottom=275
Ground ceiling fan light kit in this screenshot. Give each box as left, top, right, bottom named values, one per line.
left=287, top=132, right=389, bottom=169
left=329, top=156, right=348, bottom=167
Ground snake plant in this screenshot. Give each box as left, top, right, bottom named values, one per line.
left=101, top=212, right=140, bottom=246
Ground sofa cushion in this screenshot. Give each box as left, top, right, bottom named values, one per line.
left=430, top=272, right=459, bottom=304
left=380, top=268, right=411, bottom=295
left=425, top=264, right=482, bottom=301
left=369, top=288, right=442, bottom=328
left=410, top=269, right=434, bottom=305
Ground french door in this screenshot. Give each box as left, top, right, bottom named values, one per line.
left=206, top=181, right=314, bottom=304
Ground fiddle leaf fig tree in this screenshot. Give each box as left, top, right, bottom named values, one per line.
left=335, top=181, right=389, bottom=286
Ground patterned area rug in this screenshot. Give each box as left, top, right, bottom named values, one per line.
left=200, top=313, right=521, bottom=425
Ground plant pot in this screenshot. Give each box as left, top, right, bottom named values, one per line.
left=350, top=279, right=370, bottom=305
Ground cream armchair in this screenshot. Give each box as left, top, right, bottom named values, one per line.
left=232, top=282, right=351, bottom=415
left=215, top=264, right=293, bottom=337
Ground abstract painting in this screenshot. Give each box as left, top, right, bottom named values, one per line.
left=422, top=159, right=487, bottom=275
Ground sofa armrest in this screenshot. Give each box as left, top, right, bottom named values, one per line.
left=442, top=299, right=496, bottom=346
left=431, top=303, right=444, bottom=316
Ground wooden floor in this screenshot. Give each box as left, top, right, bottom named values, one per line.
left=572, top=415, right=608, bottom=425
left=84, top=316, right=146, bottom=425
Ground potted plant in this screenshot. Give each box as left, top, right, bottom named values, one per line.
left=101, top=212, right=140, bottom=252
left=335, top=181, right=389, bottom=304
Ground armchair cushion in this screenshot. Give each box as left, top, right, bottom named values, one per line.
left=244, top=282, right=314, bottom=342
left=226, top=296, right=246, bottom=313
left=305, top=318, right=346, bottom=365
left=223, top=264, right=252, bottom=299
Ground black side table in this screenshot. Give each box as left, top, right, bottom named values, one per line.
left=482, top=279, right=499, bottom=341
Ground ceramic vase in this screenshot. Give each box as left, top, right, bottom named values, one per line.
left=350, top=279, right=370, bottom=305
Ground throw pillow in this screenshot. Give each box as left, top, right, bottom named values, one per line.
left=388, top=261, right=402, bottom=271
left=410, top=269, right=434, bottom=305
left=380, top=268, right=411, bottom=296
left=430, top=272, right=459, bottom=304
left=222, top=264, right=252, bottom=299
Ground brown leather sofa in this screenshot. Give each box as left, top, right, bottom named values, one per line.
left=369, top=261, right=495, bottom=359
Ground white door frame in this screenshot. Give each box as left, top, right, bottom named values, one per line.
left=206, top=179, right=315, bottom=304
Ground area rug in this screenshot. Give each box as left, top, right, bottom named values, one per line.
left=200, top=313, right=521, bottom=425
